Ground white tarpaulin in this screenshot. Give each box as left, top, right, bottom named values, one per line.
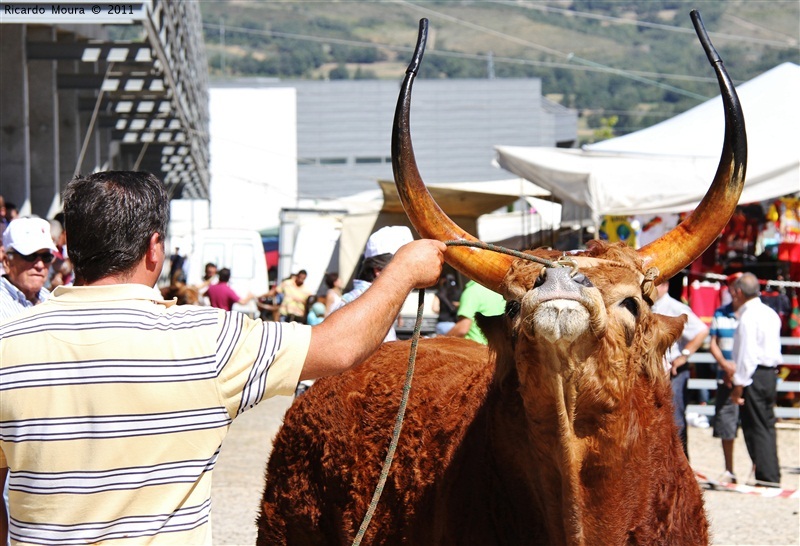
left=495, top=63, right=800, bottom=223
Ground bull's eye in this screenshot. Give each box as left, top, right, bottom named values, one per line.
left=506, top=300, right=521, bottom=319
left=533, top=270, right=546, bottom=288
left=620, top=297, right=639, bottom=318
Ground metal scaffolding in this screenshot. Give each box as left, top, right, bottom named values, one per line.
left=1, top=0, right=210, bottom=210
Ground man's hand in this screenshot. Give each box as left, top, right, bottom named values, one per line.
left=720, top=359, right=736, bottom=387
left=390, top=239, right=446, bottom=290
left=670, top=355, right=688, bottom=376
left=730, top=385, right=745, bottom=406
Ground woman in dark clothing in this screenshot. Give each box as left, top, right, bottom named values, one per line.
left=435, top=273, right=461, bottom=335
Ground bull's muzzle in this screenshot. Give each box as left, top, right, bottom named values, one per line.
left=535, top=266, right=594, bottom=302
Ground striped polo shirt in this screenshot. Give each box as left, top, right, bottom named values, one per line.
left=709, top=302, right=738, bottom=360
left=0, top=275, right=50, bottom=321
left=0, top=283, right=310, bottom=545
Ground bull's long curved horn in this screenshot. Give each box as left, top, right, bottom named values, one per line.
left=638, top=10, right=747, bottom=284
left=391, top=18, right=514, bottom=294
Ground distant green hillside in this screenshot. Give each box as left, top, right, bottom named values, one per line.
left=199, top=0, right=799, bottom=138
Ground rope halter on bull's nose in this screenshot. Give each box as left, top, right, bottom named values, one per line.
left=641, top=267, right=660, bottom=305
left=447, top=240, right=660, bottom=303
left=445, top=239, right=558, bottom=268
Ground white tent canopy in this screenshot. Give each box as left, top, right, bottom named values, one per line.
left=495, top=62, right=800, bottom=223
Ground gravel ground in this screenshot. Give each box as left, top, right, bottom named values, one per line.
left=212, top=395, right=800, bottom=546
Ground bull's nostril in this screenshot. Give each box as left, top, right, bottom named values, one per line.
left=572, top=273, right=593, bottom=288
left=534, top=269, right=547, bottom=288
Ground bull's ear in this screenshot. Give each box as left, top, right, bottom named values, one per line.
left=475, top=313, right=507, bottom=347
left=476, top=313, right=518, bottom=388
left=651, top=314, right=688, bottom=357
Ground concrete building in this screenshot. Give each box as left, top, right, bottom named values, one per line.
left=210, top=78, right=577, bottom=205
left=0, top=1, right=210, bottom=219
left=293, top=78, right=576, bottom=200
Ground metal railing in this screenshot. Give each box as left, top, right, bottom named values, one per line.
left=686, top=337, right=800, bottom=419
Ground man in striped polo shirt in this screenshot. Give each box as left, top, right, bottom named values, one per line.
left=0, top=171, right=445, bottom=545
left=708, top=273, right=742, bottom=484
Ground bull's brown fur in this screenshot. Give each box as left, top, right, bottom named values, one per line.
left=159, top=281, right=199, bottom=305
left=257, top=242, right=708, bottom=545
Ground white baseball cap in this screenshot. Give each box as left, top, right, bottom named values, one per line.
left=2, top=217, right=58, bottom=256
left=364, top=226, right=414, bottom=258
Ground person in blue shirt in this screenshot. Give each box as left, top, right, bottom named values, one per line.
left=708, top=273, right=742, bottom=484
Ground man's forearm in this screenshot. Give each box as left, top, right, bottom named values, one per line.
left=302, top=266, right=413, bottom=380
left=709, top=338, right=725, bottom=366
left=446, top=318, right=471, bottom=338
left=685, top=329, right=709, bottom=354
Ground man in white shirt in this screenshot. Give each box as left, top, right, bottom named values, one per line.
left=729, top=272, right=782, bottom=487
left=652, top=282, right=709, bottom=458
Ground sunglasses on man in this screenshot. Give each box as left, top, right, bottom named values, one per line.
left=11, top=251, right=55, bottom=264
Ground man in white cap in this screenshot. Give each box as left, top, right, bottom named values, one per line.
left=0, top=217, right=58, bottom=321
left=329, top=226, right=414, bottom=342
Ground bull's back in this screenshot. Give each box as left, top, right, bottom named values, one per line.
left=257, top=337, right=493, bottom=545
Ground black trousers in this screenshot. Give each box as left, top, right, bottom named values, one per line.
left=741, top=366, right=781, bottom=486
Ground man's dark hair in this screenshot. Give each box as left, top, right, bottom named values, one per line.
left=324, top=272, right=339, bottom=289
left=218, top=268, right=232, bottom=283
left=296, top=269, right=307, bottom=277
left=63, top=171, right=169, bottom=284
left=357, top=253, right=392, bottom=283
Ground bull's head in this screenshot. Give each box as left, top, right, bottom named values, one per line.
left=392, top=13, right=745, bottom=414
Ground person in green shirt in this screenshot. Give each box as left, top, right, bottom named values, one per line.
left=445, top=280, right=506, bottom=344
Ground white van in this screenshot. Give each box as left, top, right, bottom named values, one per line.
left=184, top=229, right=269, bottom=317
left=395, top=289, right=439, bottom=339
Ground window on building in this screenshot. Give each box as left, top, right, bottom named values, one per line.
left=355, top=157, right=383, bottom=164
left=319, top=157, right=347, bottom=165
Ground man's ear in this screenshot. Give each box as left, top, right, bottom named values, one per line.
left=146, top=232, right=162, bottom=268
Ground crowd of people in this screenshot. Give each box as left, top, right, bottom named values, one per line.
left=0, top=175, right=791, bottom=543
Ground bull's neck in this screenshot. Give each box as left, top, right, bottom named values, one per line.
left=516, top=341, right=590, bottom=546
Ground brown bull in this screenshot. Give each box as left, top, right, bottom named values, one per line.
left=257, top=11, right=745, bottom=546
